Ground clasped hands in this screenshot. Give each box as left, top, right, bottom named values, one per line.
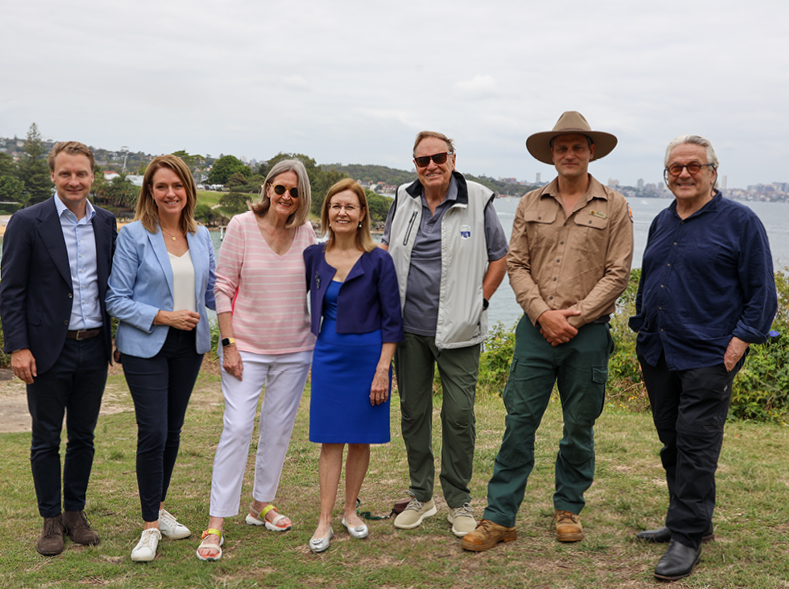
left=538, top=308, right=581, bottom=346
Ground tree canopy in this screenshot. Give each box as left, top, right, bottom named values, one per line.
left=16, top=123, right=52, bottom=206
left=208, top=155, right=251, bottom=185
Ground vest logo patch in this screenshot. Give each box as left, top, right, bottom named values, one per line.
left=460, top=224, right=471, bottom=239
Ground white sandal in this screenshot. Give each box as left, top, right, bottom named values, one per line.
left=195, top=528, right=224, bottom=561
left=245, top=503, right=292, bottom=532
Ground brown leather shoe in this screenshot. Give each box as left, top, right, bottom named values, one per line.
left=461, top=519, right=517, bottom=552
left=554, top=510, right=583, bottom=542
left=37, top=514, right=65, bottom=556
left=63, top=510, right=100, bottom=546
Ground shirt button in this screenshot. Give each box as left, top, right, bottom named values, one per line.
left=68, top=293, right=73, bottom=298
left=673, top=242, right=677, bottom=245
left=660, top=285, right=664, bottom=288
left=64, top=320, right=69, bottom=326
left=556, top=259, right=560, bottom=263
left=549, top=296, right=554, bottom=300
left=560, top=241, right=564, bottom=245
left=553, top=277, right=557, bottom=281
left=659, top=306, right=662, bottom=310
left=667, top=263, right=670, bottom=267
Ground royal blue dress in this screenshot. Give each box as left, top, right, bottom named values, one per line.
left=309, top=280, right=390, bottom=444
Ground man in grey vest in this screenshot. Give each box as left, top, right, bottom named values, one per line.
left=381, top=131, right=508, bottom=537
left=462, top=112, right=633, bottom=551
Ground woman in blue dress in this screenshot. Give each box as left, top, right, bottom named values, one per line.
left=303, top=179, right=403, bottom=553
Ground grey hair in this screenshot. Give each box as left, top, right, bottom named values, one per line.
left=413, top=131, right=455, bottom=157
left=664, top=135, right=719, bottom=188
left=251, top=159, right=312, bottom=228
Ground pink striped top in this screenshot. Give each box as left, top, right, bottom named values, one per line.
left=214, top=211, right=316, bottom=355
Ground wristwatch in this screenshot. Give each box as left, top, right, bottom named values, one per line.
left=221, top=337, right=236, bottom=347
left=483, top=298, right=490, bottom=310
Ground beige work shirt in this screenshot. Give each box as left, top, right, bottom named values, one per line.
left=508, top=175, right=633, bottom=328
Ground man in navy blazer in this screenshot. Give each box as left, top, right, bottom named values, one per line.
left=0, top=141, right=116, bottom=556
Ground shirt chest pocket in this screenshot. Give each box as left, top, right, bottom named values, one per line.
left=570, top=211, right=609, bottom=251
left=522, top=208, right=559, bottom=249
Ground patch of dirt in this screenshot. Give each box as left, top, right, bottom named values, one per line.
left=0, top=356, right=223, bottom=434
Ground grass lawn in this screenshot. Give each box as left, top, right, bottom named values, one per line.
left=2, top=367, right=788, bottom=588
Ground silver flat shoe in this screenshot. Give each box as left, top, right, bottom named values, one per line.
left=309, top=527, right=334, bottom=553
left=341, top=517, right=369, bottom=539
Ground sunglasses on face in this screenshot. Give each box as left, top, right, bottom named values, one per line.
left=413, top=152, right=453, bottom=168
left=270, top=184, right=299, bottom=198
left=665, top=162, right=716, bottom=177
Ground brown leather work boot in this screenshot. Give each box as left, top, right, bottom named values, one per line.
left=554, top=510, right=584, bottom=542
left=37, top=514, right=65, bottom=556
left=461, top=518, right=518, bottom=552
left=63, top=510, right=100, bottom=546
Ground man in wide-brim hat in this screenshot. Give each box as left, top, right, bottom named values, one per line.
left=462, top=111, right=634, bottom=552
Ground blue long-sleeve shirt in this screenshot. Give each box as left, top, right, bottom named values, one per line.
left=629, top=192, right=777, bottom=371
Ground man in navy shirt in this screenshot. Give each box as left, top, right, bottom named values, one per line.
left=629, top=135, right=776, bottom=581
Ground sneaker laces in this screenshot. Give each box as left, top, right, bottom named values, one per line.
left=159, top=509, right=177, bottom=527
left=452, top=503, right=474, bottom=519
left=404, top=497, right=425, bottom=512
left=139, top=529, right=161, bottom=547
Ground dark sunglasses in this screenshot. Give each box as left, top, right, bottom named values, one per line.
left=270, top=184, right=299, bottom=198
left=414, top=152, right=453, bottom=168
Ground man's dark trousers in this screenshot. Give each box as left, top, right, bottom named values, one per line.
left=483, top=318, right=613, bottom=527
left=27, top=335, right=107, bottom=518
left=639, top=353, right=742, bottom=549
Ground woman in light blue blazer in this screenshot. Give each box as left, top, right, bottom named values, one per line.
left=106, top=155, right=216, bottom=562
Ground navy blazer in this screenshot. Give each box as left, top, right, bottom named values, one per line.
left=304, top=245, right=403, bottom=343
left=0, top=196, right=117, bottom=374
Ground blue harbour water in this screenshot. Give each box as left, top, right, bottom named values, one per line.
left=206, top=198, right=789, bottom=330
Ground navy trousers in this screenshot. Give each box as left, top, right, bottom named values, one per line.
left=639, top=353, right=742, bottom=549
left=122, top=328, right=203, bottom=522
left=27, top=335, right=108, bottom=518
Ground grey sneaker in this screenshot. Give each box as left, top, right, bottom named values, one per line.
left=393, top=494, right=437, bottom=530
left=447, top=503, right=477, bottom=537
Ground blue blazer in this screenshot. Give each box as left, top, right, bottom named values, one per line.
left=0, top=196, right=117, bottom=374
left=304, top=245, right=403, bottom=342
left=106, top=220, right=216, bottom=358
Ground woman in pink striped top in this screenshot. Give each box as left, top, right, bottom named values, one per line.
left=197, top=160, right=315, bottom=561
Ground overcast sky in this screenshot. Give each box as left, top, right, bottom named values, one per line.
left=2, top=0, right=787, bottom=188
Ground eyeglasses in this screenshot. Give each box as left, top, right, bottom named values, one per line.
left=665, top=162, right=716, bottom=177
left=329, top=204, right=360, bottom=213
left=413, top=152, right=453, bottom=168
left=270, top=184, right=299, bottom=198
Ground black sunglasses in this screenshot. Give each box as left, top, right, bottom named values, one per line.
left=270, top=184, right=299, bottom=198
left=414, top=152, right=453, bottom=168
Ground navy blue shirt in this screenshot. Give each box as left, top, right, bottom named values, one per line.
left=629, top=192, right=776, bottom=371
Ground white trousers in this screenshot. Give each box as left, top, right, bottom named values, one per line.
left=209, top=349, right=312, bottom=517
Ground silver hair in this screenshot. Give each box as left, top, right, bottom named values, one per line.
left=251, top=159, right=312, bottom=228
left=664, top=135, right=719, bottom=188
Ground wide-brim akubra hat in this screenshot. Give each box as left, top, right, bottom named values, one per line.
left=526, top=111, right=618, bottom=165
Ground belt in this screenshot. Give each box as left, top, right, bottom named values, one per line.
left=66, top=327, right=103, bottom=340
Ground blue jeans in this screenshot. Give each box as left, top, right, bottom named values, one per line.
left=27, top=334, right=108, bottom=518
left=122, top=328, right=203, bottom=522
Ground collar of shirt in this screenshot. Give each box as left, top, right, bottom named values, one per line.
left=541, top=175, right=610, bottom=211
left=667, top=190, right=722, bottom=220
left=54, top=194, right=96, bottom=223
left=420, top=174, right=458, bottom=209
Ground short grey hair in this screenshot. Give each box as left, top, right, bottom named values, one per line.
left=413, top=131, right=455, bottom=157
left=664, top=135, right=719, bottom=188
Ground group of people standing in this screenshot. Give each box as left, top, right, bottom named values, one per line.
left=1, top=110, right=777, bottom=582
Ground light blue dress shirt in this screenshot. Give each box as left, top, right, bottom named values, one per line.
left=54, top=195, right=103, bottom=330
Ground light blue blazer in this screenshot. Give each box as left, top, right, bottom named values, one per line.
left=106, top=220, right=216, bottom=358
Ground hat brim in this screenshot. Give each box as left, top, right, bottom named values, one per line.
left=526, top=130, right=618, bottom=165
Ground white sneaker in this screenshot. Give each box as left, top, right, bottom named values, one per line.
left=131, top=528, right=162, bottom=562
left=158, top=509, right=191, bottom=539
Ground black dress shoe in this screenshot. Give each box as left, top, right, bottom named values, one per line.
left=636, top=525, right=715, bottom=543
left=654, top=539, right=702, bottom=581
